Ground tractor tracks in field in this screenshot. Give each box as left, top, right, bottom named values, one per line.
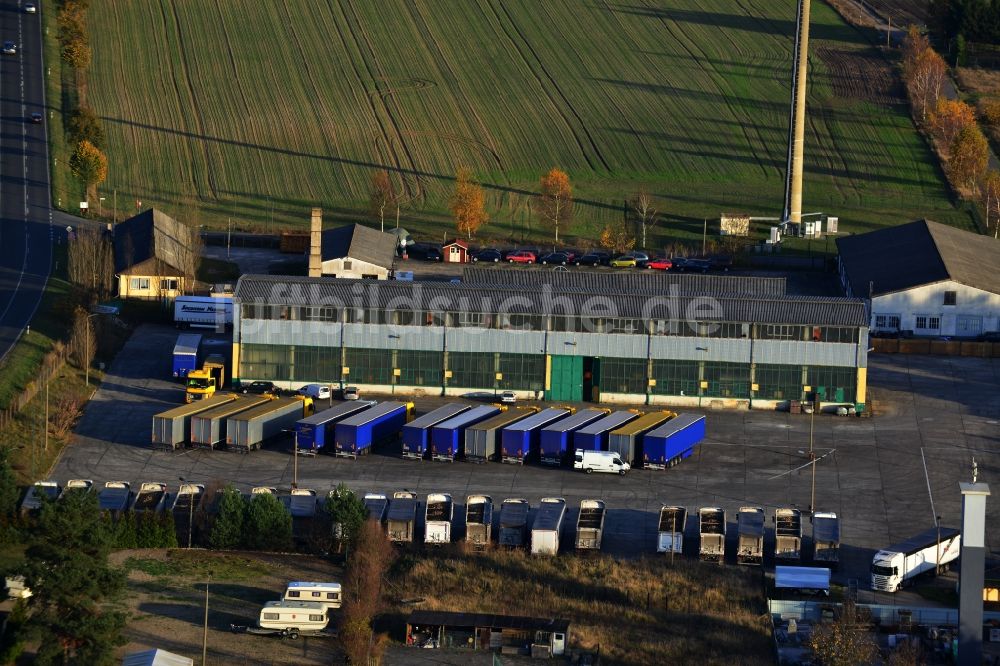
left=334, top=0, right=425, bottom=202
left=486, top=0, right=610, bottom=173
left=161, top=0, right=219, bottom=200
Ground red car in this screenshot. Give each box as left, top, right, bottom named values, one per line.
left=507, top=251, right=536, bottom=264
left=647, top=257, right=673, bottom=271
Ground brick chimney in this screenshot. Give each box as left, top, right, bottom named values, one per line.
left=308, top=208, right=322, bottom=278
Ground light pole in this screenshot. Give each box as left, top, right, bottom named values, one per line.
left=202, top=574, right=211, bottom=666
left=179, top=476, right=195, bottom=548
left=808, top=404, right=817, bottom=514
left=935, top=514, right=942, bottom=575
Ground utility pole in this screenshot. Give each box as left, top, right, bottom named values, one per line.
left=887, top=16, right=891, bottom=49
left=808, top=403, right=816, bottom=513
left=202, top=576, right=210, bottom=666
left=44, top=379, right=49, bottom=453
left=701, top=219, right=707, bottom=256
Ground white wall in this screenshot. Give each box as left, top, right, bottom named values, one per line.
left=871, top=280, right=1000, bottom=337
left=320, top=257, right=389, bottom=280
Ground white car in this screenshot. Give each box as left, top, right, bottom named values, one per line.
left=24, top=3, right=36, bottom=13
left=2, top=42, right=16, bottom=55
left=342, top=386, right=360, bottom=401
left=297, top=384, right=331, bottom=400
left=500, top=391, right=516, bottom=404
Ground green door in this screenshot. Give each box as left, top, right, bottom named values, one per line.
left=549, top=355, right=583, bottom=401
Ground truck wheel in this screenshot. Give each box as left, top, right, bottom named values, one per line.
left=289, top=630, right=299, bottom=640
left=585, top=468, right=593, bottom=474
left=619, top=469, right=626, bottom=476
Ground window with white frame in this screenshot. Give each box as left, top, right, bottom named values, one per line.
left=873, top=314, right=901, bottom=331
left=129, top=277, right=150, bottom=291
left=914, top=315, right=940, bottom=331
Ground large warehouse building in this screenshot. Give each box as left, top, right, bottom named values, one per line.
left=232, top=269, right=870, bottom=411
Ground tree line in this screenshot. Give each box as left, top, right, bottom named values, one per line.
left=929, top=0, right=1000, bottom=49
left=902, top=27, right=1000, bottom=237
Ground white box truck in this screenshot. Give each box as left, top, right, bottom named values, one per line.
left=424, top=493, right=454, bottom=545
left=174, top=296, right=233, bottom=329
left=870, top=527, right=961, bottom=592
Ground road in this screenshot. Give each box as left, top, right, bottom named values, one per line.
left=0, top=0, right=51, bottom=361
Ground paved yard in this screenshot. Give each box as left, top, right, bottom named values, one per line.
left=52, top=326, right=1000, bottom=596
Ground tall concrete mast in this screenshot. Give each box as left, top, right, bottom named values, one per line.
left=782, top=0, right=811, bottom=225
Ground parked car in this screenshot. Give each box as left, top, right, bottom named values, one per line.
left=472, top=248, right=502, bottom=263
left=298, top=384, right=331, bottom=400
left=610, top=255, right=637, bottom=268
left=627, top=251, right=650, bottom=267
left=24, top=3, right=36, bottom=13
left=2, top=42, right=16, bottom=55
left=507, top=251, right=536, bottom=264
left=539, top=251, right=573, bottom=265
left=677, top=258, right=712, bottom=273
left=574, top=252, right=606, bottom=267
left=647, top=257, right=673, bottom=271
left=409, top=245, right=442, bottom=261
left=240, top=380, right=280, bottom=396
left=342, top=386, right=360, bottom=401
left=29, top=112, right=42, bottom=124
left=500, top=391, right=517, bottom=404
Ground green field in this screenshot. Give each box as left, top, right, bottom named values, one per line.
left=73, top=0, right=970, bottom=245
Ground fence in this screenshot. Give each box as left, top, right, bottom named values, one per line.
left=872, top=338, right=1000, bottom=358
left=0, top=347, right=71, bottom=432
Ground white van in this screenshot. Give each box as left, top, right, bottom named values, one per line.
left=297, top=384, right=332, bottom=400
left=574, top=450, right=630, bottom=475
left=283, top=582, right=342, bottom=611
left=258, top=600, right=328, bottom=633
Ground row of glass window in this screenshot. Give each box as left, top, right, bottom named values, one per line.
left=239, top=345, right=856, bottom=400
left=242, top=304, right=859, bottom=343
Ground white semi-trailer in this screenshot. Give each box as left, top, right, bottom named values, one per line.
left=870, top=527, right=961, bottom=592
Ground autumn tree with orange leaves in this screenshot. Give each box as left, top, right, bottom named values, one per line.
left=929, top=98, right=976, bottom=154
left=539, top=168, right=573, bottom=244
left=981, top=170, right=1000, bottom=238
left=69, top=140, right=107, bottom=205
left=902, top=27, right=947, bottom=122
left=450, top=168, right=488, bottom=240
left=949, top=125, right=989, bottom=191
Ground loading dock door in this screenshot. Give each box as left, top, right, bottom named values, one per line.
left=549, top=355, right=583, bottom=402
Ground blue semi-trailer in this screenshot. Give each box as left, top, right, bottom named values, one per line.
left=641, top=413, right=706, bottom=469
left=538, top=408, right=609, bottom=466
left=500, top=407, right=573, bottom=464
left=294, top=401, right=375, bottom=454
left=401, top=403, right=471, bottom=460
left=429, top=405, right=500, bottom=461
left=334, top=402, right=414, bottom=458
left=572, top=411, right=639, bottom=453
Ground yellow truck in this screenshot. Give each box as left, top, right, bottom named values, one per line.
left=185, top=354, right=226, bottom=403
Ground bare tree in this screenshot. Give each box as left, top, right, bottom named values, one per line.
left=341, top=520, right=393, bottom=665
left=68, top=307, right=95, bottom=372
left=630, top=187, right=659, bottom=249
left=68, top=228, right=114, bottom=299
left=369, top=170, right=396, bottom=233
left=981, top=170, right=1000, bottom=238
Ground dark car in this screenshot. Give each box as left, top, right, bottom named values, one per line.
left=676, top=258, right=712, bottom=273
left=409, top=245, right=442, bottom=261
left=472, top=248, right=502, bottom=263
left=574, top=251, right=607, bottom=267
left=240, top=380, right=280, bottom=396
left=29, top=112, right=42, bottom=124
left=539, top=251, right=572, bottom=265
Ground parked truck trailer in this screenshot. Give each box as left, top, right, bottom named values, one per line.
left=429, top=405, right=500, bottom=461
left=870, top=527, right=961, bottom=592
left=498, top=498, right=530, bottom=547
left=294, top=401, right=375, bottom=455
left=736, top=506, right=765, bottom=566
left=226, top=397, right=313, bottom=452
left=98, top=482, right=133, bottom=518
left=151, top=394, right=239, bottom=450
left=531, top=498, right=567, bottom=556
left=190, top=395, right=272, bottom=449
left=172, top=333, right=202, bottom=379
left=539, top=409, right=609, bottom=466
left=464, top=407, right=538, bottom=463
left=573, top=410, right=639, bottom=453
left=608, top=411, right=675, bottom=466
left=657, top=505, right=687, bottom=555
left=401, top=404, right=470, bottom=460
left=640, top=413, right=706, bottom=469
left=363, top=493, right=388, bottom=522
left=130, top=482, right=170, bottom=514
left=465, top=495, right=493, bottom=547
left=387, top=491, right=419, bottom=543
left=424, top=493, right=454, bottom=544
left=774, top=508, right=803, bottom=563
left=698, top=507, right=726, bottom=562
left=171, top=484, right=205, bottom=547
left=812, top=512, right=841, bottom=567
left=335, top=402, right=414, bottom=458
left=575, top=499, right=606, bottom=550
left=20, top=481, right=61, bottom=515
left=501, top=408, right=573, bottom=464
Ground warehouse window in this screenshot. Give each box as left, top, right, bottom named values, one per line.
left=943, top=291, right=957, bottom=306
left=818, top=327, right=858, bottom=343
left=758, top=324, right=800, bottom=340
left=650, top=359, right=699, bottom=396
left=344, top=347, right=392, bottom=384
left=601, top=357, right=647, bottom=394
left=397, top=350, right=443, bottom=386
left=702, top=362, right=750, bottom=398
left=447, top=352, right=496, bottom=389
left=915, top=316, right=940, bottom=332
left=550, top=315, right=578, bottom=332
left=873, top=314, right=900, bottom=331
left=806, top=366, right=856, bottom=403
left=496, top=353, right=545, bottom=390
left=754, top=364, right=803, bottom=400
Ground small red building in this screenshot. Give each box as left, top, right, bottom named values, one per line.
left=442, top=239, right=470, bottom=264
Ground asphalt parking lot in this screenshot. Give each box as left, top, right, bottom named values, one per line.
left=52, top=325, right=999, bottom=597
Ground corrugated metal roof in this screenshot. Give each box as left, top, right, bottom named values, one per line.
left=405, top=404, right=470, bottom=429
left=462, top=267, right=787, bottom=297
left=576, top=411, right=640, bottom=435
left=235, top=275, right=867, bottom=327
left=297, top=401, right=375, bottom=426
left=837, top=219, right=1000, bottom=297
left=433, top=405, right=501, bottom=430
left=113, top=209, right=194, bottom=275
left=121, top=649, right=194, bottom=666
left=407, top=610, right=570, bottom=634
left=609, top=411, right=673, bottom=436
left=540, top=409, right=608, bottom=434
left=503, top=408, right=571, bottom=432
left=467, top=407, right=538, bottom=432
left=644, top=413, right=705, bottom=439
